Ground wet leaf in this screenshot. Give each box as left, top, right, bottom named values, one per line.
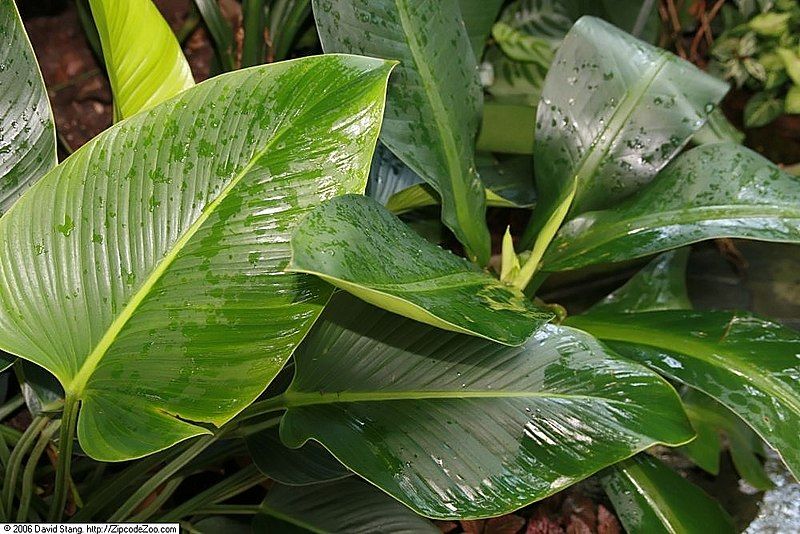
left=89, top=0, right=194, bottom=119
left=313, top=0, right=491, bottom=264
left=602, top=454, right=735, bottom=534
left=0, top=0, right=56, bottom=214
left=254, top=478, right=439, bottom=533
left=289, top=195, right=552, bottom=346
left=0, top=55, right=392, bottom=461
left=526, top=16, right=726, bottom=247
left=566, top=310, right=800, bottom=481
left=458, top=0, right=505, bottom=59
left=277, top=293, right=693, bottom=519
left=544, top=143, right=800, bottom=271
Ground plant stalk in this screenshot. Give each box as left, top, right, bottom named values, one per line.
left=48, top=394, right=79, bottom=521
left=109, top=433, right=220, bottom=522
left=18, top=420, right=60, bottom=521
left=3, top=415, right=49, bottom=514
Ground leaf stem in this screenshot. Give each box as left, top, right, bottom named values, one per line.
left=159, top=464, right=264, bottom=521
left=48, top=394, right=79, bottom=521
left=18, top=420, right=60, bottom=521
left=3, top=415, right=49, bottom=514
left=0, top=395, right=24, bottom=421
left=109, top=433, right=221, bottom=522
left=234, top=395, right=288, bottom=423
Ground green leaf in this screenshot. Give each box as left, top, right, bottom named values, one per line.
left=0, top=0, right=57, bottom=214
left=313, top=0, right=491, bottom=264
left=277, top=294, right=694, bottom=519
left=743, top=91, right=784, bottom=128
left=458, top=0, right=504, bottom=59
left=266, top=0, right=314, bottom=61
left=493, top=22, right=555, bottom=65
left=16, top=361, right=64, bottom=417
left=543, top=143, right=800, bottom=271
left=246, top=427, right=351, bottom=486
left=565, top=310, right=800, bottom=481
left=89, top=0, right=195, bottom=120
left=526, top=16, right=727, bottom=247
left=588, top=249, right=691, bottom=314
left=681, top=389, right=773, bottom=490
left=0, top=55, right=393, bottom=461
left=288, top=195, right=552, bottom=346
left=254, top=478, right=439, bottom=533
left=477, top=101, right=538, bottom=154
left=602, top=454, right=735, bottom=534
left=0, top=353, right=12, bottom=373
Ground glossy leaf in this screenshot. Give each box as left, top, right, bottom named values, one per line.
left=254, top=478, right=439, bottom=533
left=0, top=55, right=393, bottom=461
left=289, top=195, right=552, bottom=346
left=89, top=0, right=195, bottom=120
left=588, top=249, right=691, bottom=314
left=277, top=294, right=694, bottom=519
left=0, top=0, right=57, bottom=214
left=458, top=0, right=504, bottom=59
left=565, top=310, right=800, bottom=481
left=313, top=0, right=491, bottom=264
left=681, top=390, right=773, bottom=489
left=527, top=16, right=727, bottom=246
left=693, top=108, right=745, bottom=145
left=602, top=454, right=735, bottom=534
left=544, top=143, right=800, bottom=271
left=246, top=427, right=351, bottom=486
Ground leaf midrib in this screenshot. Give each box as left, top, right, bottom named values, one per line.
left=281, top=389, right=636, bottom=408
left=548, top=204, right=800, bottom=266
left=617, top=463, right=681, bottom=534
left=565, top=314, right=800, bottom=418
left=394, top=0, right=475, bottom=238
left=66, top=73, right=309, bottom=396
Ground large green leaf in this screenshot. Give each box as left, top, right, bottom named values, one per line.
left=602, top=454, right=735, bottom=534
left=89, top=0, right=195, bottom=120
left=544, top=143, right=800, bottom=271
left=0, top=55, right=392, bottom=461
left=276, top=293, right=693, bottom=519
left=566, top=310, right=800, bottom=481
left=0, top=0, right=56, bottom=214
left=524, top=16, right=727, bottom=247
left=254, top=478, right=439, bottom=533
left=289, top=195, right=552, bottom=346
left=313, top=0, right=491, bottom=264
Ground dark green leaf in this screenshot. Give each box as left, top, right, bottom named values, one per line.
left=0, top=0, right=56, bottom=214
left=602, top=454, right=735, bottom=534
left=266, top=0, right=314, bottom=61
left=458, top=0, right=504, bottom=59
left=15, top=361, right=63, bottom=417
left=289, top=195, right=552, bottom=346
left=588, top=249, right=691, bottom=314
left=0, top=55, right=392, bottom=461
left=681, top=389, right=773, bottom=490
left=89, top=0, right=195, bottom=120
left=313, top=0, right=491, bottom=264
left=246, top=427, right=351, bottom=486
left=544, top=143, right=800, bottom=271
left=743, top=92, right=784, bottom=128
left=192, top=517, right=251, bottom=534
left=566, top=310, right=800, bottom=481
left=526, top=16, right=727, bottom=247
left=277, top=294, right=693, bottom=518
left=255, top=478, right=439, bottom=533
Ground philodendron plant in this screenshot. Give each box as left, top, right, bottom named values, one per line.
left=1, top=0, right=800, bottom=530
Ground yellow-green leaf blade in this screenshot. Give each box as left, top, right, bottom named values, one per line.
left=289, top=194, right=552, bottom=346
left=89, top=0, right=195, bottom=119
left=0, top=55, right=393, bottom=461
